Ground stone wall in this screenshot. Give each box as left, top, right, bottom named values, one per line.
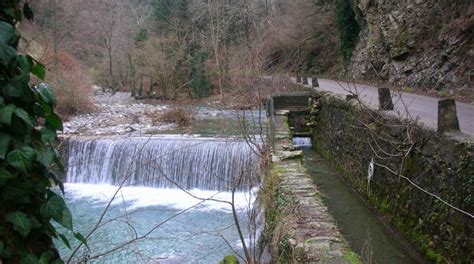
left=308, top=91, right=473, bottom=263
left=272, top=92, right=313, bottom=112
left=261, top=114, right=357, bottom=263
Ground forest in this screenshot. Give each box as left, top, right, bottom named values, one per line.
left=17, top=0, right=354, bottom=116
left=19, top=0, right=473, bottom=116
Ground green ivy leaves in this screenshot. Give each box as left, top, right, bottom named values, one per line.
left=41, top=192, right=73, bottom=230
left=0, top=2, right=84, bottom=261
left=0, top=104, right=15, bottom=125
left=23, top=3, right=34, bottom=21
left=36, top=83, right=56, bottom=106
left=0, top=167, right=14, bottom=185
left=6, top=212, right=32, bottom=237
left=36, top=83, right=63, bottom=130
left=32, top=63, right=46, bottom=80
left=0, top=22, right=17, bottom=64
left=6, top=146, right=35, bottom=173
left=0, top=21, right=15, bottom=44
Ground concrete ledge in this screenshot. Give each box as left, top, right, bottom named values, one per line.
left=272, top=92, right=317, bottom=112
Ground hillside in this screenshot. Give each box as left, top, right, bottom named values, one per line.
left=20, top=0, right=473, bottom=104
left=350, top=0, right=473, bottom=100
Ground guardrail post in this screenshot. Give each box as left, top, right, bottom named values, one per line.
left=312, top=77, right=319, bottom=88
left=438, top=99, right=460, bottom=133
left=378, top=87, right=394, bottom=110
left=302, top=77, right=308, bottom=85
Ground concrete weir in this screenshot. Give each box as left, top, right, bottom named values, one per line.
left=264, top=112, right=354, bottom=263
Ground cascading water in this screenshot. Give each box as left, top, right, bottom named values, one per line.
left=60, top=135, right=264, bottom=263
left=292, top=136, right=312, bottom=147
left=67, top=136, right=261, bottom=191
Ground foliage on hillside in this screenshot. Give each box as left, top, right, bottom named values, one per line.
left=25, top=0, right=339, bottom=102
left=25, top=0, right=472, bottom=102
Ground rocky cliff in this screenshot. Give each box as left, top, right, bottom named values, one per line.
left=350, top=0, right=473, bottom=100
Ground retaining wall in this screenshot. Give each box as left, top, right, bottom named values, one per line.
left=262, top=114, right=357, bottom=263
left=307, top=91, right=473, bottom=263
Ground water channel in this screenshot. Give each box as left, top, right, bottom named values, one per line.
left=301, top=144, right=418, bottom=263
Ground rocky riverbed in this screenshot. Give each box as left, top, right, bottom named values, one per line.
left=60, top=91, right=243, bottom=137
left=61, top=92, right=175, bottom=136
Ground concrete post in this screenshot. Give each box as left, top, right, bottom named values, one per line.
left=312, top=77, right=319, bottom=88
left=378, top=87, right=394, bottom=110
left=438, top=99, right=460, bottom=133
left=296, top=75, right=302, bottom=83
left=302, top=77, right=308, bottom=85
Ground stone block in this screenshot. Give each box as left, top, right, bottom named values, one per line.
left=312, top=77, right=319, bottom=88
left=378, top=87, right=394, bottom=110
left=302, top=77, right=309, bottom=85
left=346, top=94, right=358, bottom=101
left=296, top=75, right=302, bottom=83
left=438, top=99, right=460, bottom=133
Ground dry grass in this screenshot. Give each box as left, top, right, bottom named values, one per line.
left=223, top=43, right=307, bottom=109
left=38, top=49, right=95, bottom=117
left=154, top=108, right=195, bottom=126
left=51, top=70, right=94, bottom=117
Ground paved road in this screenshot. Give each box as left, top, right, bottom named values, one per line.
left=301, top=78, right=473, bottom=137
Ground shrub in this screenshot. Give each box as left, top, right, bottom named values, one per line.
left=155, top=108, right=195, bottom=126
left=49, top=70, right=94, bottom=116
left=335, top=0, right=361, bottom=61
left=188, top=49, right=212, bottom=98
left=43, top=49, right=94, bottom=116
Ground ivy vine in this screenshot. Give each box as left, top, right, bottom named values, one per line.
left=0, top=1, right=84, bottom=263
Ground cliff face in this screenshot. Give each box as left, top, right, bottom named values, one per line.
left=349, top=0, right=473, bottom=99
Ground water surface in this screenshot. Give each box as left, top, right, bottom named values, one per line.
left=303, top=148, right=417, bottom=264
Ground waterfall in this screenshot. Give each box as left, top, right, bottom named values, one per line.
left=292, top=137, right=312, bottom=147
left=66, top=136, right=261, bottom=191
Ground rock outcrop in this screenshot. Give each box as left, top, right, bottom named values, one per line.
left=350, top=0, right=473, bottom=99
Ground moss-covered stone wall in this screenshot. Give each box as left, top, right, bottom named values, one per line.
left=261, top=114, right=357, bottom=263
left=308, top=92, right=473, bottom=263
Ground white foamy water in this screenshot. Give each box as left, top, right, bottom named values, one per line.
left=65, top=183, right=258, bottom=212
left=67, top=136, right=261, bottom=191
left=60, top=136, right=263, bottom=263
left=293, top=137, right=312, bottom=147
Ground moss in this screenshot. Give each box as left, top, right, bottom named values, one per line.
left=313, top=139, right=366, bottom=193
left=395, top=30, right=409, bottom=49
left=344, top=250, right=362, bottom=264
left=283, top=117, right=290, bottom=132
left=370, top=196, right=391, bottom=213
left=402, top=154, right=419, bottom=176
left=426, top=249, right=444, bottom=264
left=385, top=202, right=448, bottom=264
left=219, top=255, right=239, bottom=264
left=278, top=234, right=293, bottom=263
left=402, top=86, right=414, bottom=92
left=411, top=232, right=444, bottom=263
left=260, top=163, right=289, bottom=250
left=436, top=89, right=450, bottom=98
left=367, top=15, right=376, bottom=34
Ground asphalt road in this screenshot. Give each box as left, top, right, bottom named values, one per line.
left=304, top=78, right=474, bottom=137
